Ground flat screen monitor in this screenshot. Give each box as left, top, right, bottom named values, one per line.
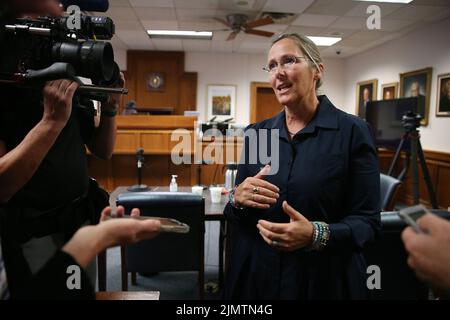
left=365, top=96, right=425, bottom=150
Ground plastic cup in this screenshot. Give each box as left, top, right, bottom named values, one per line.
left=210, top=187, right=222, bottom=203
left=191, top=185, right=204, bottom=196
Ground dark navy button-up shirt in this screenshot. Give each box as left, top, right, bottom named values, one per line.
left=224, top=95, right=381, bottom=299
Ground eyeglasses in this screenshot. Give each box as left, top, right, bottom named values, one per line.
left=263, top=55, right=309, bottom=74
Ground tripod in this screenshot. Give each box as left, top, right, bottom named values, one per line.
left=387, top=113, right=438, bottom=208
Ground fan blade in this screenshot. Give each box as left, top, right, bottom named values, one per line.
left=214, top=17, right=231, bottom=28
left=227, top=31, right=239, bottom=41
left=244, top=29, right=274, bottom=37
left=245, top=17, right=274, bottom=29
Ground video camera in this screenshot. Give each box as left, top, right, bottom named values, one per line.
left=0, top=0, right=127, bottom=101
left=402, top=111, right=422, bottom=133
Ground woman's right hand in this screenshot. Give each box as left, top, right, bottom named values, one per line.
left=234, top=165, right=280, bottom=209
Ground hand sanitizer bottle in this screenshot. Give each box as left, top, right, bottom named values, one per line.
left=170, top=175, right=178, bottom=192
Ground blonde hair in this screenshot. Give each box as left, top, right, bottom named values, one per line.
left=271, top=33, right=323, bottom=91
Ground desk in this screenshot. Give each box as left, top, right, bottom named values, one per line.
left=106, top=186, right=228, bottom=291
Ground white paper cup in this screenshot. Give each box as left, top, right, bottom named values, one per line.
left=191, top=185, right=204, bottom=196
left=210, top=187, right=222, bottom=203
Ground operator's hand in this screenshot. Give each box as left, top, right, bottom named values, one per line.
left=42, top=79, right=79, bottom=128
left=402, top=213, right=450, bottom=298
left=99, top=205, right=161, bottom=245
left=63, top=205, right=161, bottom=268
left=103, top=72, right=125, bottom=113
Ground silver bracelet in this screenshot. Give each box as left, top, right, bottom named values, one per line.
left=229, top=185, right=245, bottom=210
left=307, top=221, right=330, bottom=251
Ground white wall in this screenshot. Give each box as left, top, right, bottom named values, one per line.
left=344, top=18, right=450, bottom=153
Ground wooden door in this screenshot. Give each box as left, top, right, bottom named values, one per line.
left=250, top=82, right=282, bottom=123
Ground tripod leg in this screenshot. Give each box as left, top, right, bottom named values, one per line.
left=417, top=140, right=439, bottom=209
left=388, top=137, right=406, bottom=176
left=398, top=151, right=410, bottom=182
left=410, top=133, right=420, bottom=205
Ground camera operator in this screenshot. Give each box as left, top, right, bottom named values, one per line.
left=0, top=0, right=161, bottom=300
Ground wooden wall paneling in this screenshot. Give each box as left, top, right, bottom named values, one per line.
left=141, top=131, right=170, bottom=154
left=169, top=130, right=194, bottom=156
left=117, top=115, right=196, bottom=130
left=179, top=72, right=198, bottom=114
left=127, top=51, right=184, bottom=112
left=111, top=156, right=138, bottom=191
left=87, top=156, right=113, bottom=191
left=114, top=131, right=139, bottom=154
left=400, top=163, right=439, bottom=207
left=436, top=166, right=450, bottom=209
left=201, top=163, right=224, bottom=186
left=378, top=149, right=450, bottom=209
left=168, top=162, right=193, bottom=186
left=142, top=156, right=169, bottom=187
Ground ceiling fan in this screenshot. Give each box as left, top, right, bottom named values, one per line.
left=214, top=14, right=275, bottom=41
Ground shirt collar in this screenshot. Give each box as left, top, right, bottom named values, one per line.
left=264, top=95, right=339, bottom=139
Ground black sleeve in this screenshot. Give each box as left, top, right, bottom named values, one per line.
left=16, top=251, right=95, bottom=300
left=327, top=120, right=381, bottom=251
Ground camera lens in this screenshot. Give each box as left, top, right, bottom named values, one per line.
left=51, top=41, right=115, bottom=82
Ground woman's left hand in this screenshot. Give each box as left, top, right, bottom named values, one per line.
left=257, top=201, right=314, bottom=251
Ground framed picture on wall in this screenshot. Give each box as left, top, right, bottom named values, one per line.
left=399, top=67, right=432, bottom=125
left=356, top=79, right=378, bottom=119
left=207, top=84, right=236, bottom=121
left=436, top=73, right=450, bottom=117
left=381, top=82, right=398, bottom=100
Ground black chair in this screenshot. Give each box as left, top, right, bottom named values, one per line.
left=364, top=210, right=450, bottom=300
left=116, top=192, right=205, bottom=299
left=380, top=173, right=401, bottom=211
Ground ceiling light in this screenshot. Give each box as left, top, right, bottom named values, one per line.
left=307, top=36, right=342, bottom=46
left=147, top=30, right=213, bottom=40
left=353, top=0, right=413, bottom=4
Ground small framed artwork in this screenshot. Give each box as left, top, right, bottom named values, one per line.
left=381, top=82, right=398, bottom=100
left=399, top=67, right=432, bottom=125
left=356, top=79, right=378, bottom=119
left=436, top=73, right=450, bottom=117
left=207, top=84, right=236, bottom=120
left=146, top=72, right=165, bottom=91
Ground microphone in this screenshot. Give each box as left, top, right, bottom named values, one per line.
left=60, top=0, right=110, bottom=12
left=136, top=147, right=144, bottom=169
left=127, top=148, right=150, bottom=192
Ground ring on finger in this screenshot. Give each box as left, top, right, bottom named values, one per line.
left=252, top=186, right=259, bottom=194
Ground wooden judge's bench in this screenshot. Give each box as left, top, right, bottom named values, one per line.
left=87, top=115, right=243, bottom=192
